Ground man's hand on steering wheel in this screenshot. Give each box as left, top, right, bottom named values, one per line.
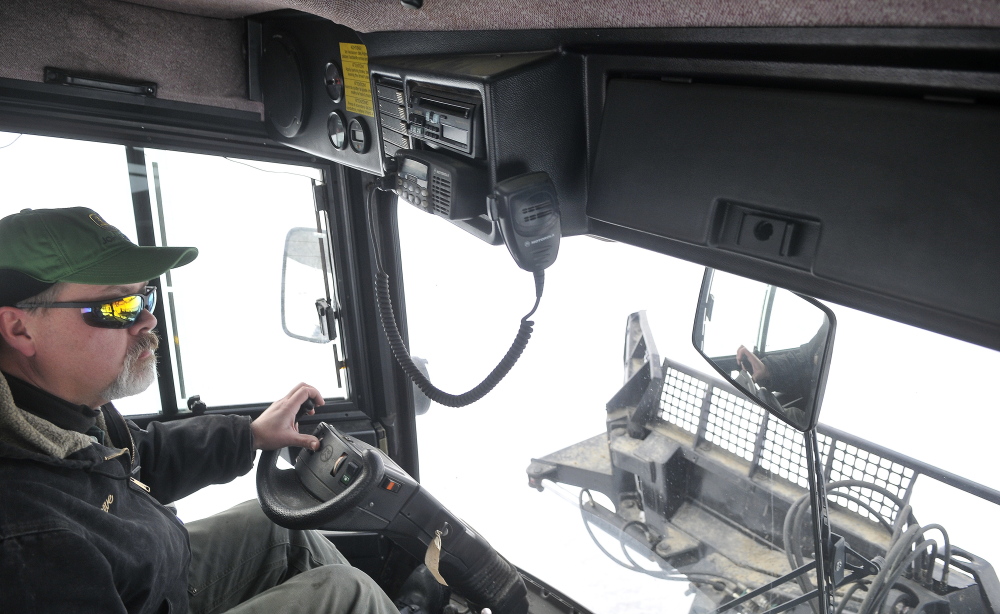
left=251, top=383, right=324, bottom=451
left=736, top=345, right=768, bottom=383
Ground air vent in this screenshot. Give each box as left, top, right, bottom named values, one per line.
left=375, top=78, right=407, bottom=161
left=431, top=175, right=453, bottom=216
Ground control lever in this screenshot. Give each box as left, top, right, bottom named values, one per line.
left=296, top=398, right=316, bottom=422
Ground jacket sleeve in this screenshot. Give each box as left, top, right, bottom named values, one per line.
left=759, top=327, right=826, bottom=407
left=129, top=414, right=256, bottom=505
left=0, top=529, right=129, bottom=613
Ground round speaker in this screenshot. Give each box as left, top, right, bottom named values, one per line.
left=261, top=34, right=307, bottom=139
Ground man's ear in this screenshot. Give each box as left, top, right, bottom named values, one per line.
left=0, top=307, right=37, bottom=357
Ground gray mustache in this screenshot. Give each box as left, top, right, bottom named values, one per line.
left=129, top=331, right=160, bottom=359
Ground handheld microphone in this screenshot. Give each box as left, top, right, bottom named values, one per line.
left=488, top=172, right=561, bottom=273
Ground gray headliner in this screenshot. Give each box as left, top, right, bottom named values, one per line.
left=4, top=0, right=1000, bottom=113
left=125, top=0, right=1000, bottom=30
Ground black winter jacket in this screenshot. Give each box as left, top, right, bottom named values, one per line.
left=0, top=405, right=255, bottom=613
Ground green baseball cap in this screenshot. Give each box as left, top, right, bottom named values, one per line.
left=0, top=207, right=198, bottom=306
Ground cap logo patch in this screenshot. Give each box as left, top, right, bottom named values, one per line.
left=89, top=213, right=128, bottom=245
left=89, top=213, right=112, bottom=228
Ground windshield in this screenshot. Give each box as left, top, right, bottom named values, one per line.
left=397, top=201, right=1000, bottom=614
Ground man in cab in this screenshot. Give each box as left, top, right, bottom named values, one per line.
left=0, top=207, right=398, bottom=613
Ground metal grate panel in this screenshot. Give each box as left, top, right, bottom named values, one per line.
left=658, top=366, right=708, bottom=436
left=705, top=388, right=765, bottom=462
left=653, top=358, right=934, bottom=529
left=760, top=419, right=811, bottom=488
left=827, top=441, right=913, bottom=524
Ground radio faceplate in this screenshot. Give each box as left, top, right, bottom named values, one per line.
left=407, top=84, right=484, bottom=158
left=391, top=149, right=488, bottom=220
left=368, top=51, right=587, bottom=242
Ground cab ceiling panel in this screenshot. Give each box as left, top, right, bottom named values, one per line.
left=123, top=0, right=1000, bottom=30
left=588, top=79, right=1000, bottom=351
left=0, top=0, right=258, bottom=114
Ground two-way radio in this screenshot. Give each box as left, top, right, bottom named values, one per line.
left=373, top=149, right=561, bottom=408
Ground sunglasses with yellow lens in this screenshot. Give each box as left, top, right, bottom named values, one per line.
left=19, top=286, right=157, bottom=329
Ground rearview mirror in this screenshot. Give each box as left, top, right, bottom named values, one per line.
left=692, top=269, right=836, bottom=432
left=281, top=227, right=336, bottom=344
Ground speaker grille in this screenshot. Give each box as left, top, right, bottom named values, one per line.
left=521, top=202, right=554, bottom=224
left=431, top=175, right=452, bottom=216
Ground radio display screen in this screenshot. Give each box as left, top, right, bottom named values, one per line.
left=442, top=124, right=469, bottom=146
left=401, top=158, right=428, bottom=180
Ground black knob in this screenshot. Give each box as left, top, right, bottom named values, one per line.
left=187, top=395, right=207, bottom=416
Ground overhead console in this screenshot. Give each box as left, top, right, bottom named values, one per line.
left=587, top=73, right=1000, bottom=351
left=250, top=13, right=587, bottom=243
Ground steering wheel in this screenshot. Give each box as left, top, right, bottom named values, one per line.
left=733, top=369, right=784, bottom=414
left=256, top=421, right=531, bottom=614
left=256, top=440, right=385, bottom=531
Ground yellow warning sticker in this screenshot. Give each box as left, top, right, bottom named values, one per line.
left=340, top=43, right=374, bottom=117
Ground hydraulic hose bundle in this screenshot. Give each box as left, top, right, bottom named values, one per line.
left=783, top=481, right=952, bottom=614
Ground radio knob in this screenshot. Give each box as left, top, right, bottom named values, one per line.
left=327, top=111, right=347, bottom=150
left=348, top=118, right=370, bottom=154
left=324, top=63, right=344, bottom=103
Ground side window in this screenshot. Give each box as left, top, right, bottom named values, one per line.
left=0, top=133, right=159, bottom=414
left=0, top=132, right=346, bottom=415
left=142, top=149, right=346, bottom=411
left=763, top=289, right=826, bottom=353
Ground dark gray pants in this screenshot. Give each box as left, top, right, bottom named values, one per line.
left=186, top=500, right=397, bottom=614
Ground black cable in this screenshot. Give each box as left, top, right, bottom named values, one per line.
left=367, top=182, right=542, bottom=408
left=858, top=524, right=950, bottom=614
left=915, top=524, right=950, bottom=587
left=578, top=490, right=742, bottom=593
left=890, top=505, right=913, bottom=546
left=0, top=133, right=22, bottom=150
left=783, top=480, right=915, bottom=614
left=864, top=541, right=934, bottom=614
left=223, top=156, right=321, bottom=181
left=833, top=580, right=869, bottom=614
left=858, top=525, right=921, bottom=614
left=578, top=490, right=648, bottom=573
left=784, top=480, right=914, bottom=570
left=366, top=183, right=387, bottom=275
